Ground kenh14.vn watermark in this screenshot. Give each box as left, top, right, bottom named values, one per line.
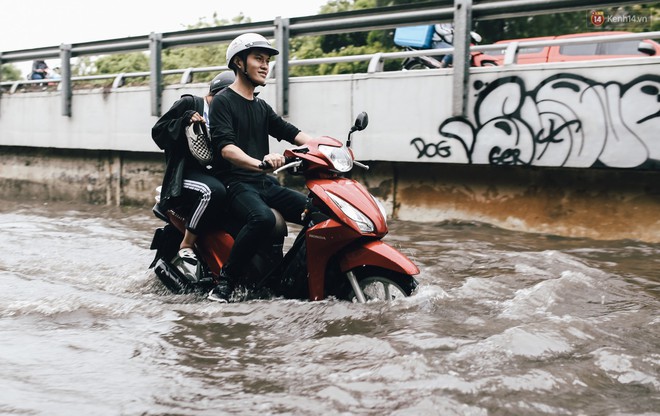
left=588, top=9, right=653, bottom=28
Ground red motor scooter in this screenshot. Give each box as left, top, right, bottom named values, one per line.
left=150, top=112, right=419, bottom=302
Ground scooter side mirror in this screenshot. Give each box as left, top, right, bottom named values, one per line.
left=347, top=112, right=369, bottom=147
left=352, top=112, right=369, bottom=132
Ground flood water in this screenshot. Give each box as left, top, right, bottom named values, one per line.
left=1, top=199, right=658, bottom=416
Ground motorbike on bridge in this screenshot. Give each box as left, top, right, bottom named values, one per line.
left=149, top=112, right=419, bottom=303
left=394, top=23, right=497, bottom=70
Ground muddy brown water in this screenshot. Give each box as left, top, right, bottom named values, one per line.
left=1, top=200, right=658, bottom=415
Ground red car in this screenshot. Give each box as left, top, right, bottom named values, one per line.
left=489, top=31, right=660, bottom=65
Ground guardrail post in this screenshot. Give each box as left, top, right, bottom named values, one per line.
left=274, top=17, right=290, bottom=117
left=452, top=0, right=472, bottom=117
left=112, top=74, right=125, bottom=89
left=180, top=68, right=194, bottom=84
left=503, top=42, right=520, bottom=65
left=367, top=53, right=384, bottom=73
left=60, top=44, right=72, bottom=117
left=0, top=52, right=3, bottom=117
left=149, top=32, right=163, bottom=117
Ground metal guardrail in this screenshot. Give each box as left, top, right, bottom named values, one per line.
left=6, top=30, right=656, bottom=93
left=0, top=0, right=656, bottom=118
left=1, top=65, right=231, bottom=94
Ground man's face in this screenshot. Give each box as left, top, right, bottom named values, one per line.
left=244, top=49, right=272, bottom=85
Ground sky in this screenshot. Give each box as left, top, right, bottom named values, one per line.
left=0, top=0, right=329, bottom=51
left=0, top=0, right=328, bottom=74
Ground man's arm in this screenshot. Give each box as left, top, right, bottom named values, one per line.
left=293, top=131, right=314, bottom=146
left=221, top=144, right=269, bottom=171
left=221, top=144, right=289, bottom=171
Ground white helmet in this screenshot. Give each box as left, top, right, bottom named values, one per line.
left=226, top=33, right=279, bottom=68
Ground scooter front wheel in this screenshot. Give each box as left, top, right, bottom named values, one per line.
left=343, top=266, right=418, bottom=302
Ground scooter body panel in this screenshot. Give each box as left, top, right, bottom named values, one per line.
left=308, top=178, right=387, bottom=236
left=166, top=210, right=234, bottom=275
left=198, top=231, right=234, bottom=275
left=304, top=176, right=417, bottom=300
left=339, top=240, right=420, bottom=275
left=305, top=218, right=361, bottom=300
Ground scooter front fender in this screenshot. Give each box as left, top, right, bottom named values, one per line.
left=339, top=240, right=419, bottom=276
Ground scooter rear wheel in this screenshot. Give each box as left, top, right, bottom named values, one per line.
left=344, top=266, right=418, bottom=302
left=403, top=59, right=434, bottom=70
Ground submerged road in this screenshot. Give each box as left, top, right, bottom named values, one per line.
left=1, top=199, right=658, bottom=415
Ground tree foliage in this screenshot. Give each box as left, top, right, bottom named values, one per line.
left=73, top=13, right=251, bottom=84
left=289, top=0, right=403, bottom=75
left=475, top=5, right=658, bottom=44
left=1, top=64, right=22, bottom=81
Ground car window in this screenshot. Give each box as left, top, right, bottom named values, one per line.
left=520, top=47, right=545, bottom=54
left=598, top=40, right=643, bottom=55
left=559, top=43, right=598, bottom=55
left=496, top=46, right=544, bottom=55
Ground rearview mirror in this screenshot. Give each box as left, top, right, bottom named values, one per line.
left=638, top=41, right=656, bottom=56
left=353, top=112, right=369, bottom=131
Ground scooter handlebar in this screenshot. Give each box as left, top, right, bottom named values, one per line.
left=354, top=160, right=369, bottom=170
left=273, top=159, right=303, bottom=175
left=258, top=160, right=272, bottom=170
left=259, top=157, right=300, bottom=172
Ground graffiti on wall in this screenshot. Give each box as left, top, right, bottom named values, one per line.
left=413, top=73, right=659, bottom=168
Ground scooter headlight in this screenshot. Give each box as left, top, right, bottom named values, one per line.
left=326, top=192, right=374, bottom=233
left=318, top=145, right=353, bottom=173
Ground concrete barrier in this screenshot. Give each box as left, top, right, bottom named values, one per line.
left=1, top=145, right=658, bottom=242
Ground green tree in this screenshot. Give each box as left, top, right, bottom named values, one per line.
left=94, top=53, right=149, bottom=74
left=473, top=5, right=658, bottom=43
left=77, top=12, right=250, bottom=85
left=290, top=0, right=403, bottom=75
left=1, top=63, right=22, bottom=81
left=160, top=13, right=251, bottom=83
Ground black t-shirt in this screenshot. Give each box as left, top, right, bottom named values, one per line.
left=209, top=87, right=300, bottom=184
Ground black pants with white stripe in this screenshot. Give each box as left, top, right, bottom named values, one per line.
left=181, top=169, right=227, bottom=235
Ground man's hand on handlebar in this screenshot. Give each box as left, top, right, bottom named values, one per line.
left=259, top=153, right=285, bottom=170
left=259, top=156, right=301, bottom=172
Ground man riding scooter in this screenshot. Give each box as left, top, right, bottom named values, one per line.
left=206, top=33, right=316, bottom=303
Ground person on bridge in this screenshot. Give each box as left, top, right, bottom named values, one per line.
left=151, top=71, right=235, bottom=283
left=206, top=32, right=315, bottom=303
left=28, top=60, right=49, bottom=80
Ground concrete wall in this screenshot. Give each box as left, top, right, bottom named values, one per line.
left=0, top=147, right=162, bottom=205
left=1, top=146, right=658, bottom=243
left=351, top=162, right=660, bottom=243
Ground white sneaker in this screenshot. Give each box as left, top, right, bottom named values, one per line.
left=172, top=248, right=199, bottom=283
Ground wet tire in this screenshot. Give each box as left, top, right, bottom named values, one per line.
left=480, top=60, right=498, bottom=67
left=403, top=60, right=431, bottom=70
left=343, top=266, right=418, bottom=302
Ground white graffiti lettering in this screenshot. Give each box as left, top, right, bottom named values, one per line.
left=429, top=74, right=660, bottom=169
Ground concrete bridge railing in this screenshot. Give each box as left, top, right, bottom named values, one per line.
left=1, top=56, right=658, bottom=170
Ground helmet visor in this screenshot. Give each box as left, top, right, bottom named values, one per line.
left=245, top=40, right=279, bottom=56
